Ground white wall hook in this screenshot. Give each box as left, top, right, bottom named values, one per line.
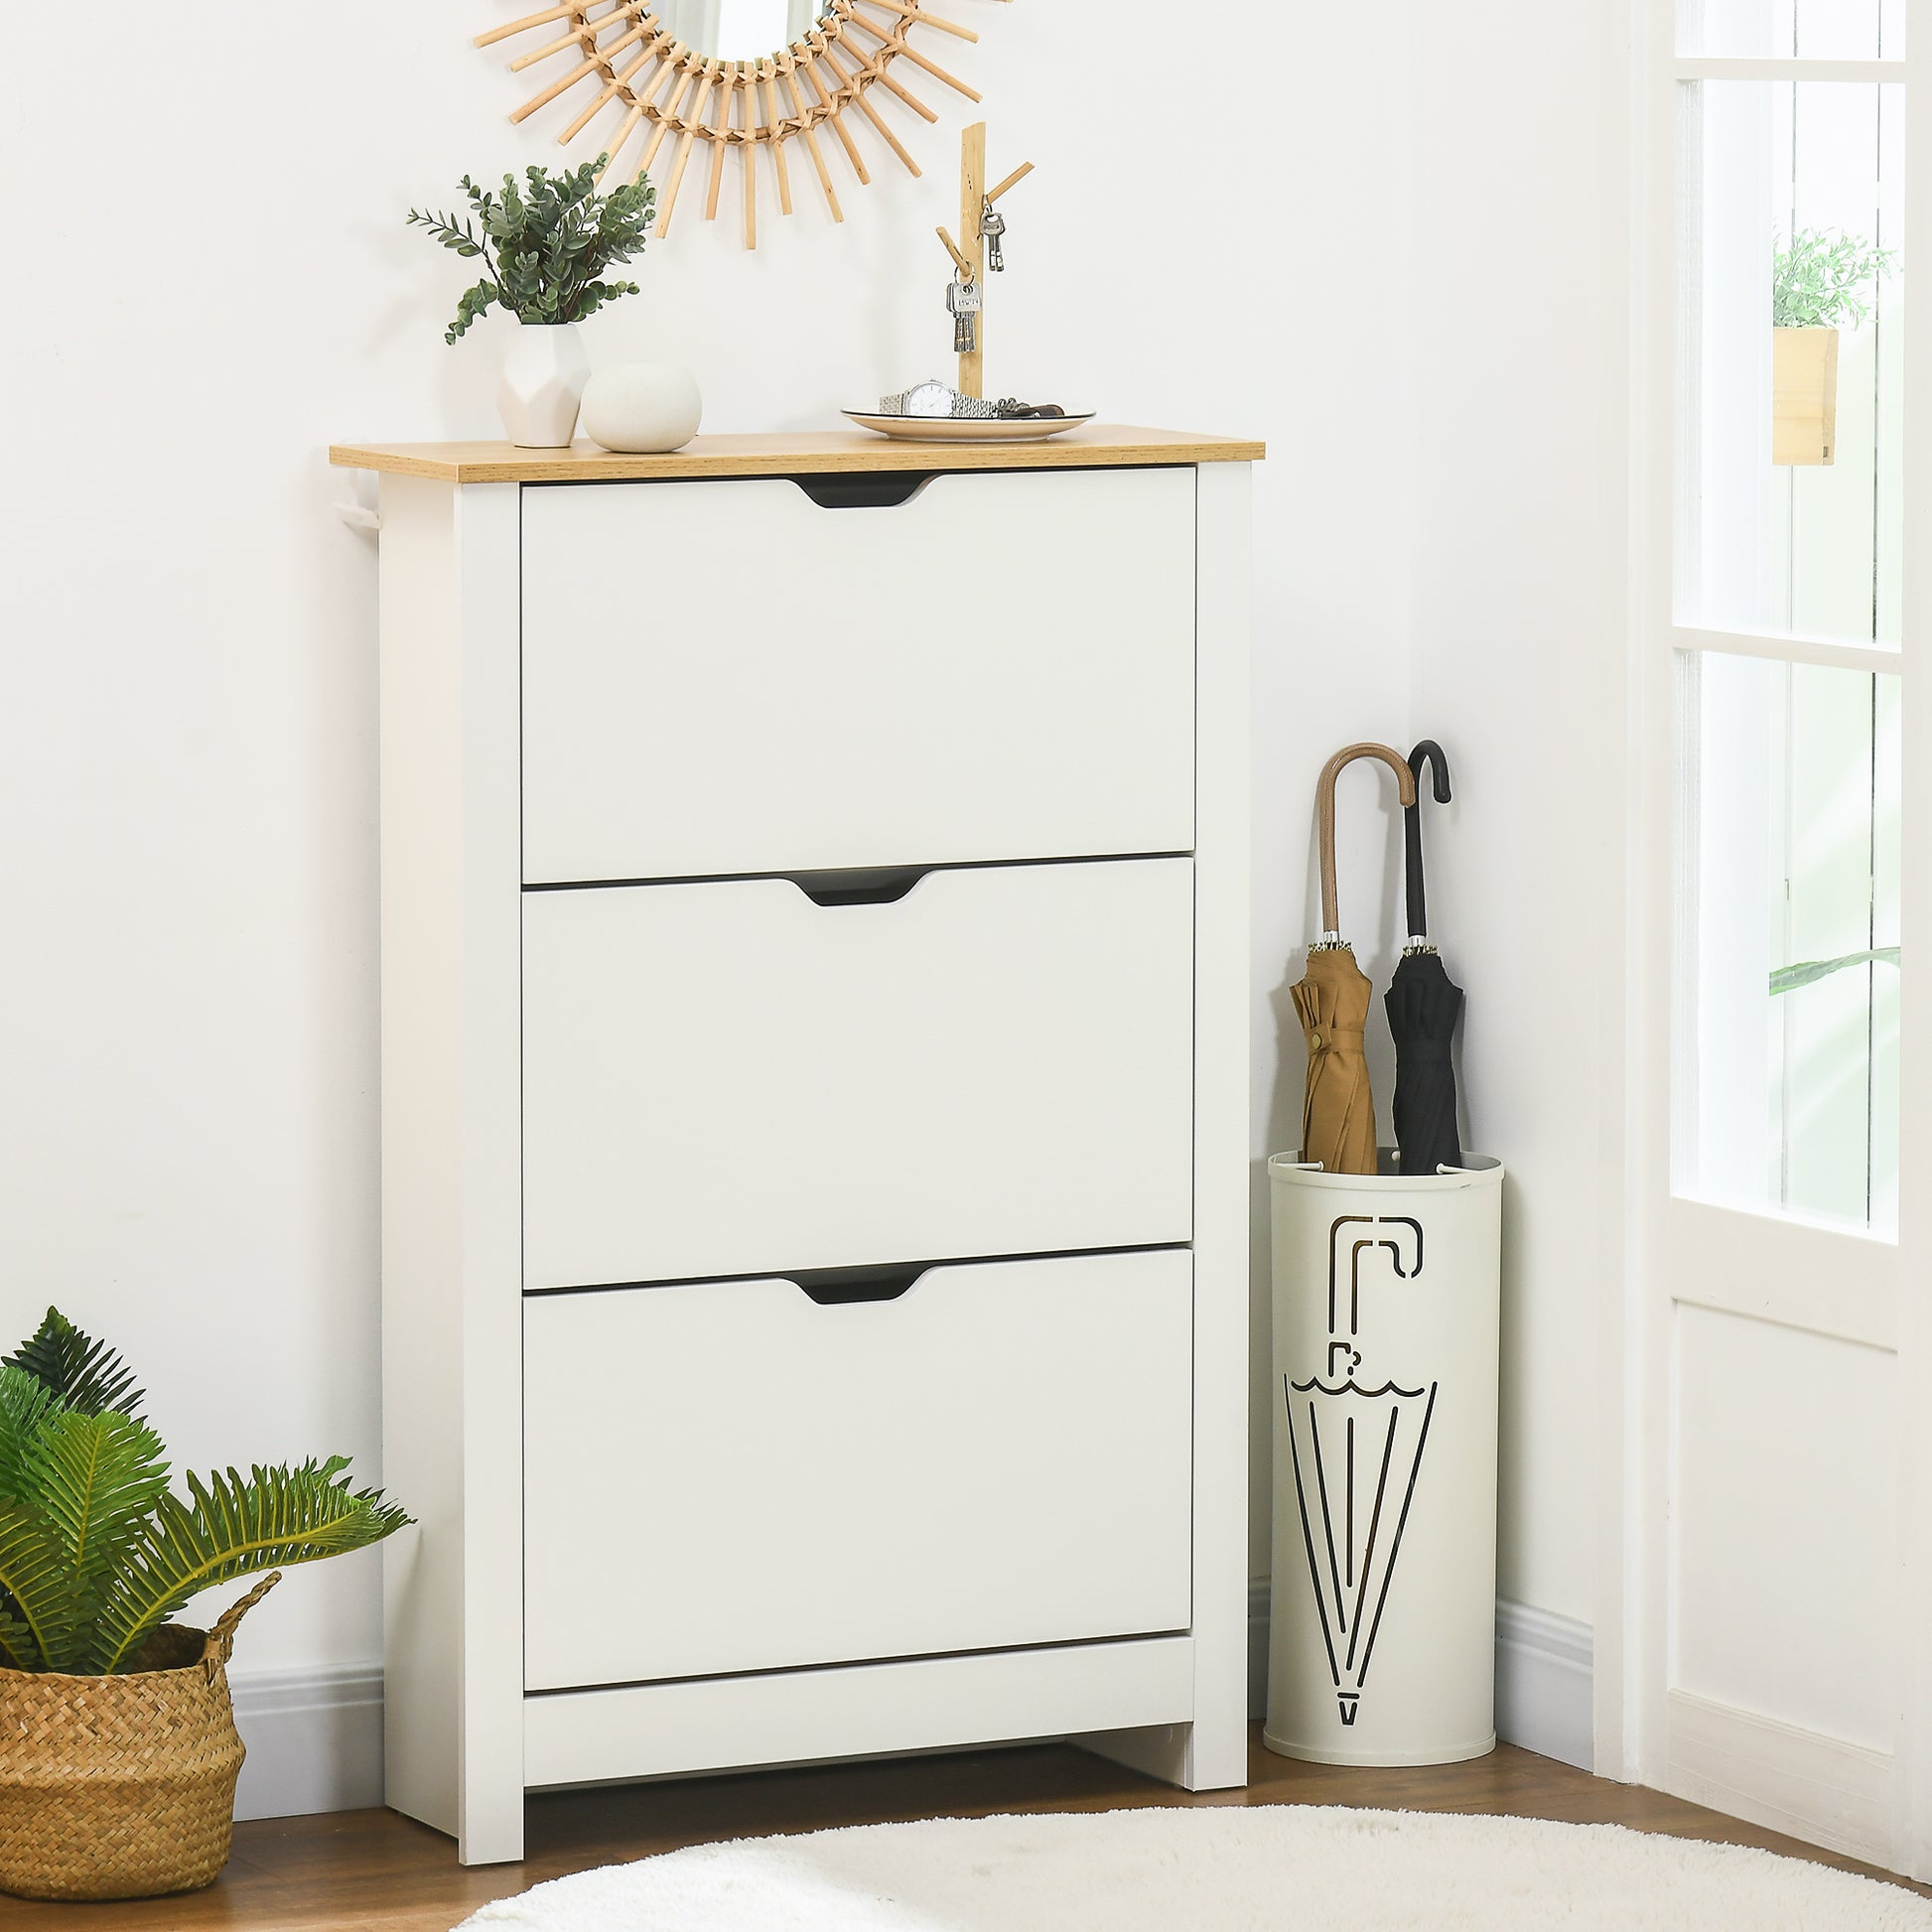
left=337, top=502, right=382, bottom=533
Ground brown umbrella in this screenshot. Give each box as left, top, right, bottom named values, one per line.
left=1292, top=743, right=1418, bottom=1173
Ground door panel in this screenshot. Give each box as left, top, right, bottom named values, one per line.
left=520, top=470, right=1198, bottom=883
left=521, top=858, right=1195, bottom=1287
left=1671, top=1304, right=1900, bottom=1752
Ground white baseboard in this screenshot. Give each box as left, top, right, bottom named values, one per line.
left=1494, top=1598, right=1593, bottom=1771
left=1249, top=1583, right=1594, bottom=1772
left=229, top=1661, right=384, bottom=1822
left=229, top=1593, right=1593, bottom=1820
left=1665, top=1688, right=1893, bottom=1868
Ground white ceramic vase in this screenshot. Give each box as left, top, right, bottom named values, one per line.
left=499, top=322, right=590, bottom=448
left=580, top=361, right=704, bottom=454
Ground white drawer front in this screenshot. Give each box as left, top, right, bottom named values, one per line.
left=522, top=1250, right=1195, bottom=1691
left=519, top=469, right=1197, bottom=883
left=521, top=857, right=1194, bottom=1287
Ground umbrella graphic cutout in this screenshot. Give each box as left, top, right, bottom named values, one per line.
left=1284, top=1372, right=1439, bottom=1727
left=1324, top=1211, right=1424, bottom=1346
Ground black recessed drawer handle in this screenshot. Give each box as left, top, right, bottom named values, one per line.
left=789, top=472, right=935, bottom=510
left=788, top=866, right=928, bottom=907
left=787, top=1262, right=929, bottom=1306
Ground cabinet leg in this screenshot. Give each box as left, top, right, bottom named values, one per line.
left=457, top=1755, right=528, bottom=1866
left=1075, top=1716, right=1247, bottom=1792
left=457, top=1805, right=527, bottom=1867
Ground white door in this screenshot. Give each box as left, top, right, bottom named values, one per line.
left=1630, top=0, right=1929, bottom=1876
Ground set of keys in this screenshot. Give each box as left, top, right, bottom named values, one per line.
left=943, top=200, right=1012, bottom=352
left=981, top=197, right=1008, bottom=273
left=946, top=270, right=982, bottom=353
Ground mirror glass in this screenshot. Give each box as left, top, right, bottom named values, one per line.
left=657, top=0, right=834, bottom=61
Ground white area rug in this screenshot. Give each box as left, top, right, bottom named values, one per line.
left=458, top=1803, right=1932, bottom=1930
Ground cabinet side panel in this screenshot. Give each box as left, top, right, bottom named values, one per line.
left=452, top=483, right=525, bottom=1865
left=377, top=478, right=525, bottom=1863
left=1189, top=460, right=1254, bottom=1787
left=379, top=474, right=465, bottom=1840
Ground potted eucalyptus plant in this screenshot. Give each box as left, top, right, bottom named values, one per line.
left=0, top=1311, right=407, bottom=1902
left=409, top=157, right=655, bottom=448
left=1771, top=227, right=1896, bottom=467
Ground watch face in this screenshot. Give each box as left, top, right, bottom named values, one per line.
left=903, top=380, right=955, bottom=419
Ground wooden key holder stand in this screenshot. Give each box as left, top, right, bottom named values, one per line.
left=934, top=121, right=1034, bottom=397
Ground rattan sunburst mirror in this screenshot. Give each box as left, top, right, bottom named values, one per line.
left=477, top=0, right=1011, bottom=247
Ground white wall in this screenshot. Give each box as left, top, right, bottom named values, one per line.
left=1401, top=2, right=1633, bottom=1629
left=0, top=0, right=1622, bottom=1760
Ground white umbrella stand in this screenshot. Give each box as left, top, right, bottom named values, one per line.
left=1265, top=1151, right=1505, bottom=1766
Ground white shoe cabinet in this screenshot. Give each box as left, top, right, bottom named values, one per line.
left=334, top=428, right=1260, bottom=1863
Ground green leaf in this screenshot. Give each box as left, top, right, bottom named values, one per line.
left=0, top=1501, right=61, bottom=1672
left=15, top=1409, right=170, bottom=1671
left=88, top=1458, right=410, bottom=1674
left=1769, top=946, right=1900, bottom=996
left=0, top=1364, right=59, bottom=1500
left=448, top=280, right=501, bottom=342
left=5, top=1310, right=144, bottom=1418
left=0, top=1366, right=61, bottom=1670
left=0, top=1596, right=36, bottom=1672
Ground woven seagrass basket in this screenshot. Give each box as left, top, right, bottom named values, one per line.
left=0, top=1572, right=279, bottom=1901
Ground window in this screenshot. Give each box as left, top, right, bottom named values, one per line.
left=1669, top=5, right=1905, bottom=1232
left=1682, top=654, right=1899, bottom=1227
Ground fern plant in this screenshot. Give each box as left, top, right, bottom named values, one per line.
left=408, top=157, right=655, bottom=344
left=0, top=1311, right=407, bottom=1676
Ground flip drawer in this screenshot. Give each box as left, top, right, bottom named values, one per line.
left=522, top=1249, right=1195, bottom=1691
left=520, top=856, right=1194, bottom=1288
left=518, top=468, right=1197, bottom=883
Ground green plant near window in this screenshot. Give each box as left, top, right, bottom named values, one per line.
left=0, top=1310, right=408, bottom=1676
left=1769, top=946, right=1900, bottom=996
left=1772, top=227, right=1899, bottom=331
left=408, top=156, right=655, bottom=344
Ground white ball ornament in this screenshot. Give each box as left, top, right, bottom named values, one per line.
left=580, top=362, right=704, bottom=454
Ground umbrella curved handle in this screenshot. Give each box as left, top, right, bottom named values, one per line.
left=1404, top=740, right=1452, bottom=938
left=1317, top=743, right=1418, bottom=935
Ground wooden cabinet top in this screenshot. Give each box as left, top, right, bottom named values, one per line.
left=329, top=426, right=1265, bottom=485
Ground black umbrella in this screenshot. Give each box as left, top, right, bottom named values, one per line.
left=1385, top=741, right=1464, bottom=1174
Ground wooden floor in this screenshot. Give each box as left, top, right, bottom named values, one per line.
left=22, top=1727, right=1930, bottom=1931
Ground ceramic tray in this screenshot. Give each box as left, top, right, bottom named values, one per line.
left=842, top=411, right=1097, bottom=444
